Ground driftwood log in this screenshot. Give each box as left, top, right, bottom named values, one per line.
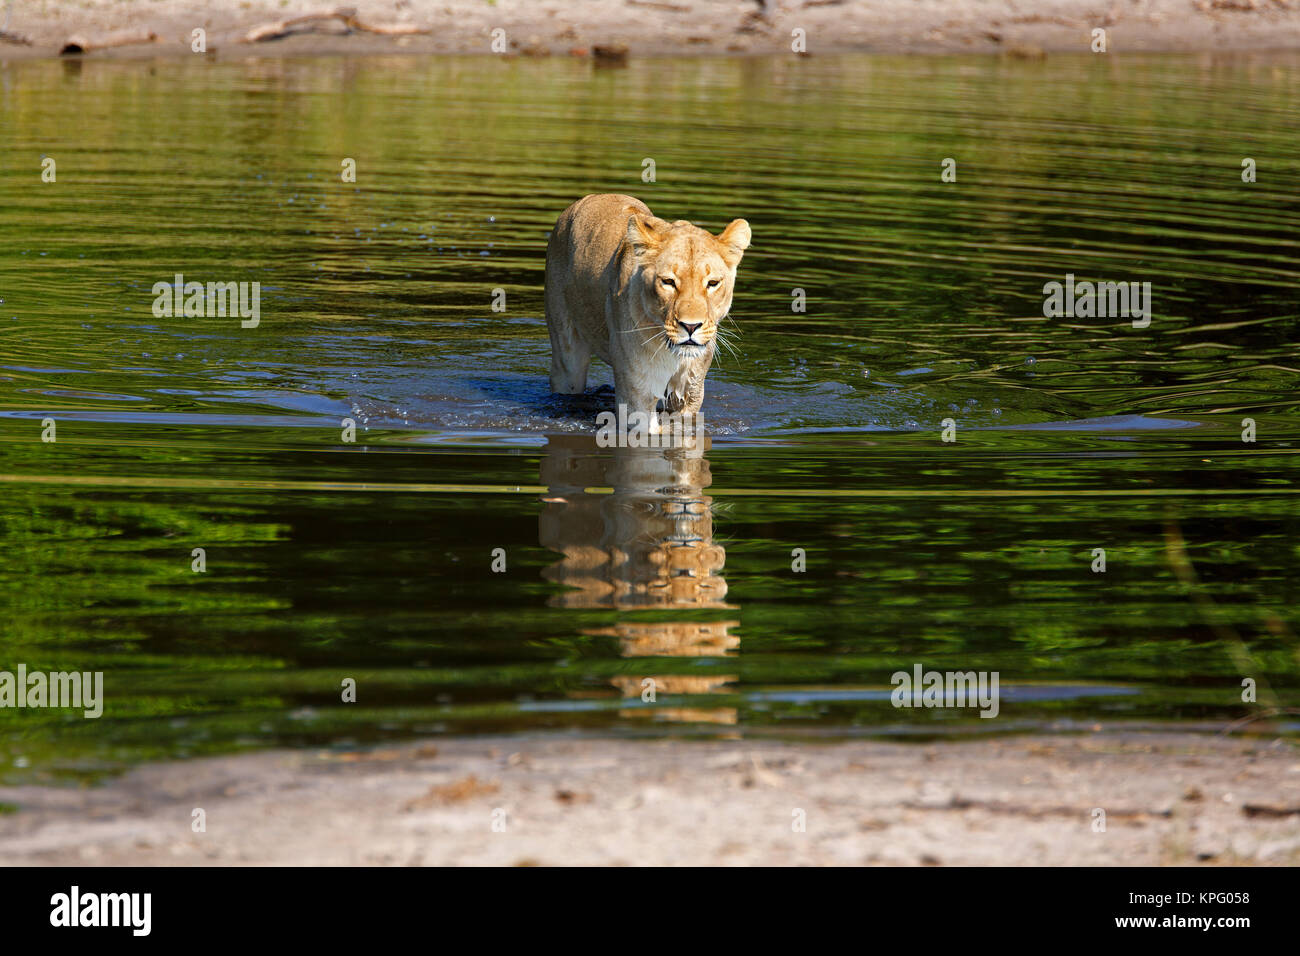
left=243, top=6, right=430, bottom=43
left=60, top=30, right=158, bottom=55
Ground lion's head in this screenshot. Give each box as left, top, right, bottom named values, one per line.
left=625, top=214, right=752, bottom=360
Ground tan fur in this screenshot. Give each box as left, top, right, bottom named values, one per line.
left=544, top=193, right=751, bottom=426
left=538, top=436, right=730, bottom=611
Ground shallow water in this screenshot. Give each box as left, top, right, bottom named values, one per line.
left=1, top=52, right=1297, bottom=781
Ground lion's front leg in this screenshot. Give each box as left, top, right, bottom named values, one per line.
left=678, top=374, right=707, bottom=417
left=614, top=371, right=665, bottom=435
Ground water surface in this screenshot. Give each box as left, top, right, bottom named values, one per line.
left=1, top=52, right=1297, bottom=781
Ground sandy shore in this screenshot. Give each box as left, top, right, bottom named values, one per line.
left=1, top=0, right=1299, bottom=61
left=2, top=732, right=1298, bottom=865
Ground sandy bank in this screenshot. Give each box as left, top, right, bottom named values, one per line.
left=2, top=732, right=1297, bottom=865
left=1, top=0, right=1299, bottom=62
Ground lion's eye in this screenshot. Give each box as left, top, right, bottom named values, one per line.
left=660, top=277, right=676, bottom=289
left=706, top=278, right=721, bottom=289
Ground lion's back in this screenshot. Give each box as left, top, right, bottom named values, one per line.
left=545, top=194, right=651, bottom=346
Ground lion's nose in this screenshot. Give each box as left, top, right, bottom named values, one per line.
left=679, top=322, right=702, bottom=338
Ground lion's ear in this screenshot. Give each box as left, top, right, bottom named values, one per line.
left=626, top=215, right=665, bottom=258
left=717, top=219, right=751, bottom=266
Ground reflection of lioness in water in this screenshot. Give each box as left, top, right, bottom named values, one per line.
left=538, top=436, right=728, bottom=610
left=544, top=193, right=751, bottom=426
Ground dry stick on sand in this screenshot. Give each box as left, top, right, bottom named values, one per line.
left=243, top=6, right=431, bottom=43
left=627, top=0, right=692, bottom=11
left=59, top=30, right=158, bottom=55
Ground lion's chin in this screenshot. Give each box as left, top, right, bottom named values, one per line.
left=669, top=341, right=708, bottom=360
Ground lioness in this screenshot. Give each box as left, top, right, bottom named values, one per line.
left=544, top=194, right=751, bottom=426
